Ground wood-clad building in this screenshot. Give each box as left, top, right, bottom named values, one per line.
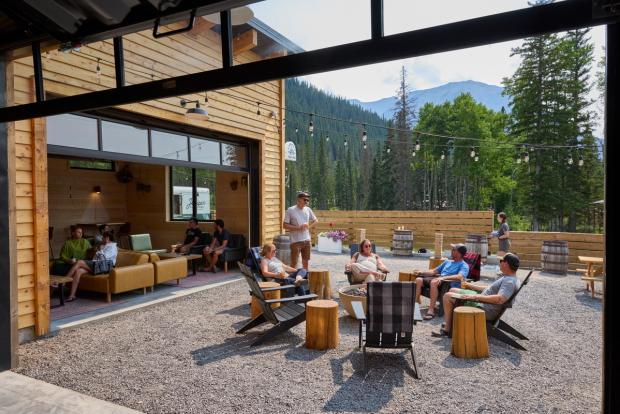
left=4, top=17, right=298, bottom=339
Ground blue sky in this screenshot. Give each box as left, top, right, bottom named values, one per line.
left=248, top=0, right=606, bottom=135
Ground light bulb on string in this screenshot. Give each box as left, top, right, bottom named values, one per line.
left=415, top=140, right=421, bottom=151
left=412, top=150, right=416, bottom=157
left=363, top=142, right=367, bottom=150
left=524, top=152, right=530, bottom=163
left=568, top=155, right=574, bottom=165
left=96, top=58, right=101, bottom=80
left=516, top=156, right=522, bottom=164
left=295, top=127, right=299, bottom=134
left=344, top=136, right=348, bottom=147
left=256, top=102, right=261, bottom=116
left=470, top=147, right=476, bottom=158
left=362, top=124, right=367, bottom=142
left=578, top=155, right=584, bottom=167
left=325, top=134, right=329, bottom=142
left=308, top=114, right=314, bottom=133
left=386, top=147, right=391, bottom=154
left=474, top=154, right=479, bottom=162
left=441, top=151, right=445, bottom=160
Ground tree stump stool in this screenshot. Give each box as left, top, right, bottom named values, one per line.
left=451, top=306, right=489, bottom=359
left=305, top=300, right=339, bottom=350
left=309, top=269, right=332, bottom=299
left=250, top=281, right=281, bottom=319
left=429, top=257, right=446, bottom=269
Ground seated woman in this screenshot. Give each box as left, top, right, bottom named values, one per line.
left=345, top=239, right=389, bottom=284
left=51, top=225, right=92, bottom=276
left=66, top=232, right=118, bottom=302
left=260, top=243, right=309, bottom=296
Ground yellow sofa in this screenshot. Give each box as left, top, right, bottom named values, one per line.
left=79, top=250, right=154, bottom=302
left=149, top=253, right=188, bottom=286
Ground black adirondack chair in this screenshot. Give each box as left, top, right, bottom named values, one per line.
left=351, top=281, right=421, bottom=378
left=483, top=269, right=533, bottom=350
left=345, top=243, right=387, bottom=285
left=237, top=262, right=318, bottom=346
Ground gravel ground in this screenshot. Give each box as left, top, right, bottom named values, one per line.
left=15, top=250, right=602, bottom=414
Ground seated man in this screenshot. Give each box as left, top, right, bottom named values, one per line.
left=414, top=243, right=470, bottom=320
left=51, top=225, right=92, bottom=276
left=432, top=252, right=521, bottom=338
left=203, top=219, right=229, bottom=273
left=176, top=217, right=202, bottom=254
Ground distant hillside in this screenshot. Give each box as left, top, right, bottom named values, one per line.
left=350, top=80, right=511, bottom=118
left=285, top=78, right=389, bottom=159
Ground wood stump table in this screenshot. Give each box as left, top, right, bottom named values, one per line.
left=50, top=275, right=73, bottom=308
left=308, top=269, right=332, bottom=299
left=451, top=306, right=489, bottom=359
left=250, top=281, right=281, bottom=319
left=305, top=300, right=339, bottom=350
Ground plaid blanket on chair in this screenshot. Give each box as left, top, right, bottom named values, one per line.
left=367, top=282, right=415, bottom=334
left=463, top=252, right=481, bottom=281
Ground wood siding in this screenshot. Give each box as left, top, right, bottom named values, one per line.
left=9, top=23, right=284, bottom=333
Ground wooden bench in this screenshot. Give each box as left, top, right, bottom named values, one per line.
left=581, top=275, right=605, bottom=298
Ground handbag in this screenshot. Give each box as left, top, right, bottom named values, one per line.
left=93, top=259, right=114, bottom=275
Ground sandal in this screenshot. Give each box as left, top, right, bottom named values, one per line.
left=66, top=297, right=78, bottom=302
left=431, top=328, right=451, bottom=338
left=423, top=313, right=435, bottom=320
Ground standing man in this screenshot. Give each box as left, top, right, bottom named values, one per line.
left=203, top=219, right=229, bottom=273
left=283, top=191, right=318, bottom=269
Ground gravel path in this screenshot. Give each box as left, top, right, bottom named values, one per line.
left=15, top=251, right=602, bottom=413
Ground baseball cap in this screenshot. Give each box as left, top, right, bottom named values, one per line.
left=450, top=243, right=467, bottom=256
left=498, top=252, right=520, bottom=270
left=297, top=191, right=310, bottom=199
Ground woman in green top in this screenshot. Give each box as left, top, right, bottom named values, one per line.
left=51, top=226, right=92, bottom=276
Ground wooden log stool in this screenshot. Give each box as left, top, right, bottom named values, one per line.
left=451, top=306, right=489, bottom=359
left=305, top=300, right=339, bottom=350
left=250, top=281, right=281, bottom=319
left=309, top=269, right=332, bottom=299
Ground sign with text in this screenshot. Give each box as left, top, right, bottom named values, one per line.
left=284, top=141, right=297, bottom=161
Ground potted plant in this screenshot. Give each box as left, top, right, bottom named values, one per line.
left=317, top=226, right=348, bottom=253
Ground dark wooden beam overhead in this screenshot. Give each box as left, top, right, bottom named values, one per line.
left=0, top=0, right=617, bottom=123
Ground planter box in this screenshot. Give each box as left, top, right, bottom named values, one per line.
left=318, top=236, right=343, bottom=253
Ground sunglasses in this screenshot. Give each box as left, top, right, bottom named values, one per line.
left=303, top=198, right=310, bottom=202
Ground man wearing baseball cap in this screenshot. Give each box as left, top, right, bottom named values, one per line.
left=433, top=252, right=521, bottom=338
left=413, top=243, right=470, bottom=320
left=283, top=191, right=318, bottom=269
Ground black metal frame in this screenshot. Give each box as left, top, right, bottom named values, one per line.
left=1, top=0, right=617, bottom=123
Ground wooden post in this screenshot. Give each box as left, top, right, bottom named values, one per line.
left=250, top=281, right=281, bottom=318
left=305, top=300, right=339, bottom=350
left=451, top=306, right=489, bottom=359
left=308, top=269, right=331, bottom=299
left=355, top=228, right=366, bottom=244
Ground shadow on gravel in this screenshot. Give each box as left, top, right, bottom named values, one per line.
left=191, top=334, right=303, bottom=366
left=575, top=292, right=603, bottom=310
left=324, top=351, right=411, bottom=412
left=284, top=344, right=324, bottom=362
left=216, top=303, right=251, bottom=317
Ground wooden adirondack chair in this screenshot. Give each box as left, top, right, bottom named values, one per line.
left=237, top=262, right=317, bottom=346
left=352, top=281, right=421, bottom=378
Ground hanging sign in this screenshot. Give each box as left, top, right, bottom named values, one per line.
left=284, top=141, right=297, bottom=161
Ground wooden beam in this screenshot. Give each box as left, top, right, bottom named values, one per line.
left=193, top=17, right=216, bottom=34
left=233, top=29, right=258, bottom=56
left=268, top=50, right=288, bottom=59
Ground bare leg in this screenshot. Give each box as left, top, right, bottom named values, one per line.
left=68, top=268, right=89, bottom=300
left=442, top=292, right=457, bottom=333
left=211, top=250, right=223, bottom=272
left=428, top=278, right=442, bottom=314
left=415, top=278, right=423, bottom=304
left=302, top=259, right=309, bottom=270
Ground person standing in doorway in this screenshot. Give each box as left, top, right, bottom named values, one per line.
left=283, top=191, right=318, bottom=269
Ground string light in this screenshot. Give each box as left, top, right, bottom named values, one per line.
left=516, top=156, right=522, bottom=164
left=295, top=127, right=299, bottom=134
left=363, top=142, right=367, bottom=150
left=578, top=155, right=584, bottom=167
left=412, top=150, right=416, bottom=157
left=386, top=147, right=391, bottom=154
left=256, top=102, right=261, bottom=116
left=470, top=147, right=476, bottom=158
left=474, top=154, right=479, bottom=162
left=568, top=155, right=574, bottom=165
left=326, top=134, right=329, bottom=142
left=415, top=139, right=421, bottom=151
left=524, top=152, right=530, bottom=163
left=441, top=151, right=445, bottom=160
left=308, top=114, right=314, bottom=133
left=344, top=135, right=348, bottom=146
left=96, top=58, right=101, bottom=80
left=362, top=124, right=367, bottom=142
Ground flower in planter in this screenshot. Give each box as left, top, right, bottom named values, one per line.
left=324, top=230, right=348, bottom=242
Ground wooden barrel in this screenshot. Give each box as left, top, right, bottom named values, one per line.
left=392, top=229, right=413, bottom=256
left=541, top=240, right=569, bottom=275
left=273, top=234, right=291, bottom=267
left=465, top=234, right=488, bottom=260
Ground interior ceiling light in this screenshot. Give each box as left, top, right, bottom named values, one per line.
left=203, top=6, right=254, bottom=25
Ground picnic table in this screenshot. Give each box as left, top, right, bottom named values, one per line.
left=578, top=256, right=604, bottom=297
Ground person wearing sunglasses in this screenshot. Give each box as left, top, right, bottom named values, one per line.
left=345, top=239, right=389, bottom=283
left=283, top=191, right=318, bottom=269
left=260, top=243, right=309, bottom=296
left=432, top=252, right=521, bottom=338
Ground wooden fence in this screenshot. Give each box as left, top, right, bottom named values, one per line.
left=308, top=210, right=604, bottom=271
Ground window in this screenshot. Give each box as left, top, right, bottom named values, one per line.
left=151, top=130, right=189, bottom=161
left=221, top=143, right=248, bottom=167
left=69, top=159, right=115, bottom=171
left=190, top=137, right=220, bottom=164
left=47, top=114, right=98, bottom=150
left=101, top=120, right=149, bottom=156
left=170, top=166, right=216, bottom=221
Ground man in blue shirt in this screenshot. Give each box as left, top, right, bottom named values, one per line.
left=414, top=243, right=470, bottom=320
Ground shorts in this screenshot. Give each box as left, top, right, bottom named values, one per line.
left=290, top=240, right=311, bottom=266
left=83, top=260, right=96, bottom=272
left=456, top=289, right=500, bottom=321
